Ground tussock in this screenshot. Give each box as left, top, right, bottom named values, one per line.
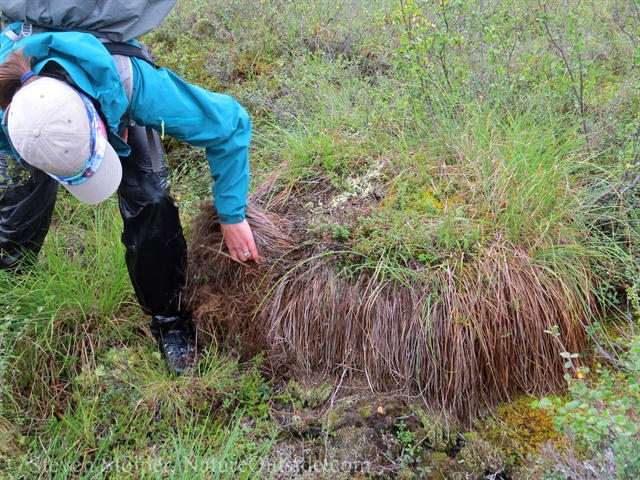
left=185, top=201, right=592, bottom=421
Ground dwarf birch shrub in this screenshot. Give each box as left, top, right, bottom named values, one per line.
left=535, top=334, right=640, bottom=478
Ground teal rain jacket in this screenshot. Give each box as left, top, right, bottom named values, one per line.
left=0, top=23, right=251, bottom=224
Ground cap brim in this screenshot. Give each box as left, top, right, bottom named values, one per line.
left=63, top=143, right=122, bottom=205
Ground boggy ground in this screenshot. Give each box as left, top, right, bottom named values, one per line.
left=251, top=376, right=557, bottom=479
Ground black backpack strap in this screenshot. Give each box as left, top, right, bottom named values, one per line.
left=38, top=60, right=77, bottom=87
left=101, top=42, right=156, bottom=66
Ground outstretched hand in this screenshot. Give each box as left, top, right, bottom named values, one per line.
left=220, top=219, right=260, bottom=263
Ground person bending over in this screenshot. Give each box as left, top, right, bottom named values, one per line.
left=0, top=24, right=259, bottom=375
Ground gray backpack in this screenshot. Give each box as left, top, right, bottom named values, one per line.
left=0, top=0, right=177, bottom=43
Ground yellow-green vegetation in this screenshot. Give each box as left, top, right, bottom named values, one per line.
left=2, top=0, right=640, bottom=478
left=483, top=396, right=564, bottom=463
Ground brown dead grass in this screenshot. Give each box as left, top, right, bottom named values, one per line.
left=185, top=198, right=593, bottom=421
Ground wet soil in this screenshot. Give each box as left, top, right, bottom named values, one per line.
left=263, top=379, right=524, bottom=480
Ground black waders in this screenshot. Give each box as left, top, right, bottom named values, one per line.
left=0, top=125, right=196, bottom=375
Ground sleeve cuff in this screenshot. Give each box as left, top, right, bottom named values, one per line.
left=217, top=213, right=246, bottom=225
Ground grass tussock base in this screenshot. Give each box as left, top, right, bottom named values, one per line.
left=185, top=201, right=593, bottom=421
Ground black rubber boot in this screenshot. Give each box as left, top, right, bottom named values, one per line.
left=118, top=125, right=197, bottom=375
left=150, top=315, right=197, bottom=376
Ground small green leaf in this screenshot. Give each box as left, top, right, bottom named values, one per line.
left=537, top=397, right=554, bottom=410
left=565, top=400, right=580, bottom=410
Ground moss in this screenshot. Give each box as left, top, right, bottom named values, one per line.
left=325, top=410, right=340, bottom=430
left=415, top=407, right=457, bottom=453
left=285, top=379, right=334, bottom=409
left=482, top=395, right=562, bottom=463
left=456, top=437, right=514, bottom=477
left=419, top=451, right=467, bottom=479
left=356, top=399, right=374, bottom=418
